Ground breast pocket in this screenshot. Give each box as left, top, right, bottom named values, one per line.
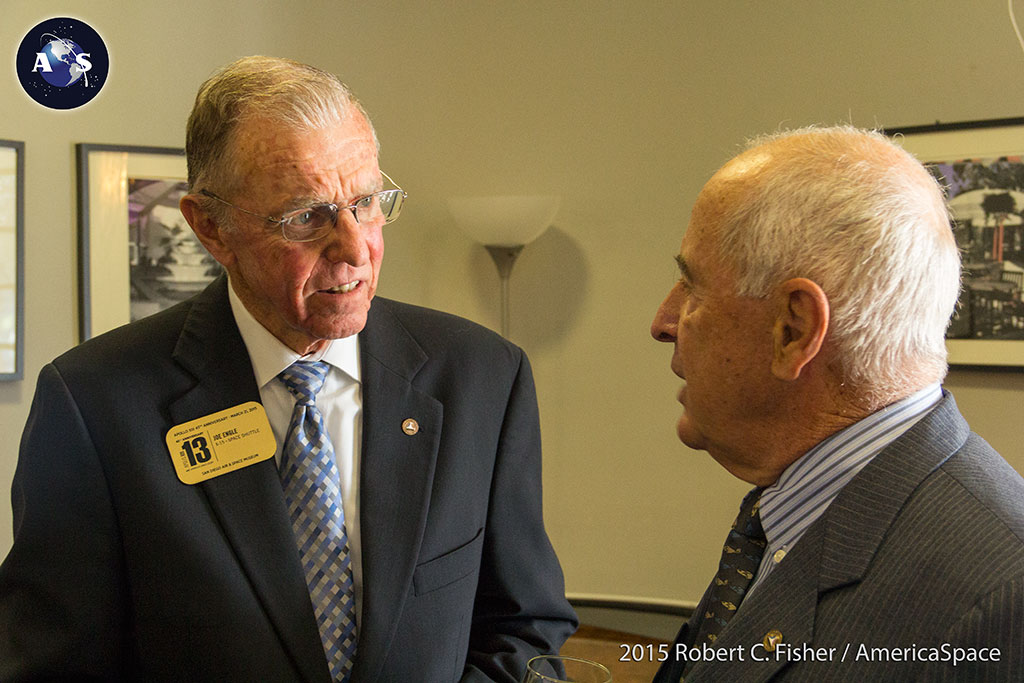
left=413, top=527, right=484, bottom=596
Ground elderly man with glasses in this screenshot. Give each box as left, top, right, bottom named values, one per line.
left=0, top=56, right=576, bottom=682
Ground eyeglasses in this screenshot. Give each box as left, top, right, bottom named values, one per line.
left=199, top=171, right=407, bottom=243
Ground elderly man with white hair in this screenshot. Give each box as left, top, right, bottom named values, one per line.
left=650, top=126, right=1024, bottom=682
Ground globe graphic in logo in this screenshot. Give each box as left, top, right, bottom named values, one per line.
left=37, top=34, right=90, bottom=88
left=16, top=17, right=108, bottom=109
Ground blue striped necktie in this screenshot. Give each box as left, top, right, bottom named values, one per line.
left=278, top=361, right=357, bottom=682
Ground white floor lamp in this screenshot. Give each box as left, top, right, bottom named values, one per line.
left=448, top=195, right=560, bottom=337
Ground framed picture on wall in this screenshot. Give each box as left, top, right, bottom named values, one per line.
left=76, top=143, right=222, bottom=341
left=888, top=117, right=1024, bottom=368
left=0, top=140, right=25, bottom=381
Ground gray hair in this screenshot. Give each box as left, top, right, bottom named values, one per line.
left=711, top=126, right=960, bottom=399
left=185, top=55, right=377, bottom=194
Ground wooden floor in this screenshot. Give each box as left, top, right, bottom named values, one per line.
left=559, top=625, right=666, bottom=682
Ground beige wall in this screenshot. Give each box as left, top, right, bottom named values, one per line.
left=3, top=0, right=1024, bottom=608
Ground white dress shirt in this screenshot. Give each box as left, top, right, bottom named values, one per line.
left=227, top=283, right=364, bottom=625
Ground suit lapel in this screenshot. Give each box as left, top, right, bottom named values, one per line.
left=167, top=277, right=330, bottom=683
left=688, top=393, right=969, bottom=682
left=816, top=391, right=967, bottom=592
left=350, top=299, right=443, bottom=683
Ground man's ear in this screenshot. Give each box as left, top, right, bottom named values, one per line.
left=180, top=194, right=235, bottom=269
left=771, top=278, right=829, bottom=381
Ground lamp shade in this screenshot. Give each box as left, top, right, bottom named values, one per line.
left=447, top=195, right=559, bottom=247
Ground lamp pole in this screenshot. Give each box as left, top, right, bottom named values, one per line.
left=484, top=245, right=525, bottom=338
left=447, top=194, right=558, bottom=339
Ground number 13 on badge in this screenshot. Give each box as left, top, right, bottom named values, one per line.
left=165, top=402, right=277, bottom=485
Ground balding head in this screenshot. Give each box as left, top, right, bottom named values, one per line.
left=699, top=126, right=960, bottom=405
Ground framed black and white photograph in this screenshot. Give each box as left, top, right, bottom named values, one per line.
left=889, top=117, right=1024, bottom=368
left=0, top=140, right=24, bottom=381
left=77, top=144, right=221, bottom=341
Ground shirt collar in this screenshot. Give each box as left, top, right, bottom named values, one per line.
left=226, top=278, right=361, bottom=389
left=758, top=382, right=942, bottom=550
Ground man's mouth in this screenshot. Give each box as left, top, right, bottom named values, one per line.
left=325, top=280, right=360, bottom=294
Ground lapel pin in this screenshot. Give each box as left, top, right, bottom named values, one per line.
left=762, top=629, right=783, bottom=652
left=402, top=418, right=419, bottom=435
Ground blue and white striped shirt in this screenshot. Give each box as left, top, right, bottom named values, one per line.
left=746, top=382, right=943, bottom=597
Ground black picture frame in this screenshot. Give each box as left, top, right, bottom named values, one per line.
left=0, top=140, right=25, bottom=381
left=76, top=143, right=208, bottom=341
left=886, top=117, right=1024, bottom=368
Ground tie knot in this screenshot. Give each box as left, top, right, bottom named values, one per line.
left=278, top=361, right=330, bottom=405
left=733, top=486, right=766, bottom=540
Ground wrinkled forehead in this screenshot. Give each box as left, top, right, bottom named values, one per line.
left=234, top=108, right=373, bottom=155
left=228, top=113, right=379, bottom=187
left=679, top=192, right=734, bottom=284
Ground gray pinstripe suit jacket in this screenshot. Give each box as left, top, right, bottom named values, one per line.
left=654, top=391, right=1024, bottom=682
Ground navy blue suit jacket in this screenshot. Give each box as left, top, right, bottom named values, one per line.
left=0, top=277, right=576, bottom=682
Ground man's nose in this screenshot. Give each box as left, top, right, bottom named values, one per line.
left=323, top=211, right=370, bottom=263
left=651, top=287, right=680, bottom=342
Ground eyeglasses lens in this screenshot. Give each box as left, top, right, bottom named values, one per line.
left=371, top=190, right=404, bottom=224
left=282, top=205, right=338, bottom=242
left=280, top=190, right=405, bottom=242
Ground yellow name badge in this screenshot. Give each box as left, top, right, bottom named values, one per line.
left=165, top=402, right=277, bottom=485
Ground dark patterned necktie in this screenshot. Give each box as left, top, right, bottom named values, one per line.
left=278, top=361, right=357, bottom=682
left=691, top=487, right=766, bottom=647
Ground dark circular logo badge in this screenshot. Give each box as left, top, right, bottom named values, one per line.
left=16, top=17, right=109, bottom=110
